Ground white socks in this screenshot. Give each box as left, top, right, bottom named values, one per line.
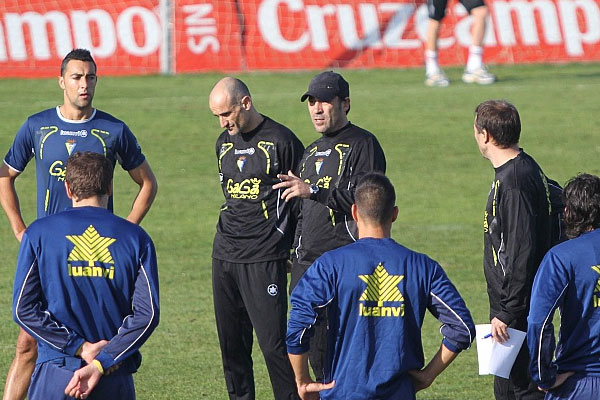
left=466, top=46, right=484, bottom=72
left=425, top=50, right=440, bottom=76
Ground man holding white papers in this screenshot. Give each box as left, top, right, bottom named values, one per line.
left=528, top=174, right=600, bottom=399
left=474, top=100, right=554, bottom=400
left=286, top=173, right=475, bottom=399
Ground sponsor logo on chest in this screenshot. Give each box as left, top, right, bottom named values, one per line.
left=60, top=129, right=88, bottom=137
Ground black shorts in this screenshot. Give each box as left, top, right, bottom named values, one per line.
left=428, top=0, right=486, bottom=20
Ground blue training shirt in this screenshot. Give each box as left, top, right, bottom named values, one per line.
left=528, top=228, right=600, bottom=389
left=287, top=237, right=475, bottom=400
left=13, top=206, right=160, bottom=373
left=4, top=107, right=146, bottom=218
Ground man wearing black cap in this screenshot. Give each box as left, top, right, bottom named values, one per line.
left=274, top=71, right=386, bottom=381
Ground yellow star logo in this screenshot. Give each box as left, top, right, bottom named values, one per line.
left=592, top=265, right=600, bottom=292
left=66, top=225, right=116, bottom=267
left=359, top=263, right=404, bottom=307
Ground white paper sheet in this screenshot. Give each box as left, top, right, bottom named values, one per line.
left=475, top=324, right=526, bottom=379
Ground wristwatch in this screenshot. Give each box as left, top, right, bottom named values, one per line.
left=309, top=184, right=319, bottom=199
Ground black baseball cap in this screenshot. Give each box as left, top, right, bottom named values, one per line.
left=301, top=71, right=350, bottom=102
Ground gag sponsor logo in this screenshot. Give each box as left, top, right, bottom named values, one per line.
left=257, top=0, right=600, bottom=56
left=49, top=160, right=66, bottom=181
left=0, top=6, right=161, bottom=62
left=227, top=177, right=261, bottom=199
left=60, top=129, right=88, bottom=137
left=315, top=176, right=332, bottom=189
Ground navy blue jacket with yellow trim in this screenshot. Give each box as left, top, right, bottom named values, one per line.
left=528, top=229, right=600, bottom=389
left=287, top=237, right=475, bottom=399
left=13, top=206, right=159, bottom=373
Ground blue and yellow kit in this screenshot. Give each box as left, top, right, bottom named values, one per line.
left=287, top=237, right=475, bottom=399
left=4, top=107, right=146, bottom=218
left=13, top=206, right=159, bottom=375
left=528, top=228, right=600, bottom=390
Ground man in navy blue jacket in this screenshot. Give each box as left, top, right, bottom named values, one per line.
left=12, top=152, right=159, bottom=399
left=528, top=173, right=600, bottom=399
left=286, top=173, right=475, bottom=399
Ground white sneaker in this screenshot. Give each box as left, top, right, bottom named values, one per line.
left=425, top=71, right=450, bottom=87
left=462, top=67, right=496, bottom=85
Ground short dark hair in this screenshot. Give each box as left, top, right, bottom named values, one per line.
left=563, top=173, right=600, bottom=239
left=354, top=173, right=396, bottom=224
left=61, top=49, right=97, bottom=76
left=474, top=100, right=521, bottom=148
left=65, top=152, right=113, bottom=200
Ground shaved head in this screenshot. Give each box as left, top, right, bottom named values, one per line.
left=209, top=77, right=261, bottom=135
left=209, top=77, right=251, bottom=107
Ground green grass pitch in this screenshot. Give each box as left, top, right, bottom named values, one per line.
left=1, top=63, right=599, bottom=399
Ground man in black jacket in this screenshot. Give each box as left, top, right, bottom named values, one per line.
left=210, top=77, right=304, bottom=400
left=474, top=100, right=551, bottom=400
left=274, top=71, right=386, bottom=382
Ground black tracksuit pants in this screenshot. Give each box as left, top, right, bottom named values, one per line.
left=212, top=258, right=299, bottom=400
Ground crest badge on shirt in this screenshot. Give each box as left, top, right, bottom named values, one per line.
left=315, top=158, right=324, bottom=175
left=65, top=139, right=77, bottom=155
left=237, top=156, right=247, bottom=172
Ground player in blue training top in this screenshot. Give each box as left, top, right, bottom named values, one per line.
left=0, top=48, right=157, bottom=400
left=528, top=173, right=600, bottom=399
left=286, top=173, right=475, bottom=400
left=12, top=152, right=160, bottom=400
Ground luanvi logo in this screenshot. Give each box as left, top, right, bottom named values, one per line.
left=66, top=225, right=116, bottom=279
left=358, top=263, right=404, bottom=317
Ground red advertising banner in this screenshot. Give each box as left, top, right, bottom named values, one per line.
left=0, top=0, right=161, bottom=77
left=174, top=0, right=242, bottom=72
left=1, top=0, right=600, bottom=77
left=232, top=0, right=600, bottom=70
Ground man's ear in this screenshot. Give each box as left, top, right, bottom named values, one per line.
left=65, top=181, right=73, bottom=199
left=482, top=129, right=491, bottom=144
left=351, top=203, right=359, bottom=223
left=241, top=95, right=252, bottom=111
left=107, top=180, right=113, bottom=197
left=58, top=75, right=65, bottom=90
left=391, top=206, right=399, bottom=223
left=342, top=97, right=350, bottom=114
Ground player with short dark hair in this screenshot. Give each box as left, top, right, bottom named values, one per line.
left=474, top=100, right=553, bottom=400
left=13, top=151, right=159, bottom=400
left=65, top=152, right=113, bottom=199
left=274, top=71, right=386, bottom=382
left=286, top=173, right=475, bottom=399
left=209, top=77, right=304, bottom=400
left=60, top=48, right=97, bottom=78
left=354, top=173, right=396, bottom=224
left=424, top=0, right=495, bottom=86
left=0, top=48, right=157, bottom=400
left=474, top=100, right=521, bottom=147
left=528, top=173, right=600, bottom=399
